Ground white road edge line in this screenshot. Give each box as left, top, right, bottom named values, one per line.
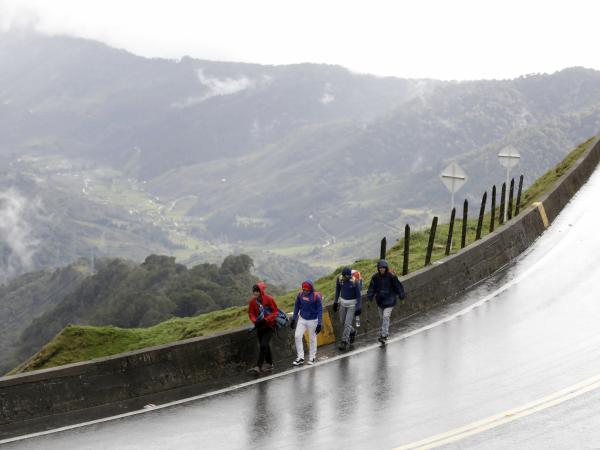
left=394, top=373, right=600, bottom=449
left=0, top=220, right=568, bottom=445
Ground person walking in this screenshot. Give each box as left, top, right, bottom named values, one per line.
left=247, top=282, right=279, bottom=374
left=290, top=280, right=323, bottom=366
left=333, top=266, right=362, bottom=351
left=367, top=259, right=406, bottom=345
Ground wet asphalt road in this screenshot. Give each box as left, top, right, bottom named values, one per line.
left=5, top=169, right=600, bottom=450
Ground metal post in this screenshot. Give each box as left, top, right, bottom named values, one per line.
left=508, top=178, right=515, bottom=220
left=504, top=167, right=510, bottom=223
left=445, top=207, right=456, bottom=256
left=490, top=185, right=496, bottom=232
left=380, top=237, right=387, bottom=260
left=461, top=199, right=468, bottom=249
left=425, top=216, right=438, bottom=266
left=402, top=224, right=410, bottom=275
left=499, top=182, right=506, bottom=225
left=476, top=191, right=487, bottom=240
left=515, top=175, right=524, bottom=216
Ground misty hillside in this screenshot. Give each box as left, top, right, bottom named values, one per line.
left=1, top=31, right=600, bottom=284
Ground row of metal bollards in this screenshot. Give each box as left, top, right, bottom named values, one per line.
left=380, top=175, right=524, bottom=273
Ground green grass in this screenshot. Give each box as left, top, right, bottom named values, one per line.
left=8, top=307, right=249, bottom=375
left=520, top=138, right=592, bottom=208
left=10, top=137, right=597, bottom=375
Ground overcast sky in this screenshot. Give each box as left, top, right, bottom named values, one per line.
left=1, top=0, right=599, bottom=80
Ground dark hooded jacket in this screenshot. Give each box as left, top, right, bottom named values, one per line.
left=367, top=260, right=406, bottom=308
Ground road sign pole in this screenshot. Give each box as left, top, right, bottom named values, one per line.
left=440, top=161, right=467, bottom=225
left=440, top=162, right=467, bottom=253
left=498, top=146, right=521, bottom=224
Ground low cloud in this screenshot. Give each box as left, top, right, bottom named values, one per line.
left=197, top=69, right=253, bottom=97
left=0, top=189, right=40, bottom=282
left=320, top=83, right=335, bottom=104
left=320, top=93, right=335, bottom=104
left=171, top=69, right=263, bottom=108
left=0, top=2, right=41, bottom=32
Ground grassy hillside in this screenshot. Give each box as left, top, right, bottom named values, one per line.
left=10, top=136, right=595, bottom=375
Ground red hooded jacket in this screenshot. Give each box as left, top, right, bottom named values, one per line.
left=248, top=282, right=279, bottom=329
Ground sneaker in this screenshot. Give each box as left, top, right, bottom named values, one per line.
left=262, top=363, right=274, bottom=372
left=247, top=366, right=261, bottom=374
left=349, top=331, right=356, bottom=344
left=378, top=335, right=388, bottom=345
left=292, top=358, right=304, bottom=366
left=307, top=358, right=316, bottom=365
left=338, top=341, right=348, bottom=351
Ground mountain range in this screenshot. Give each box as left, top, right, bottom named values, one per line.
left=1, top=31, right=600, bottom=286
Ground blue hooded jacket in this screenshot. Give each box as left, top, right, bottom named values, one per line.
left=293, top=280, right=323, bottom=325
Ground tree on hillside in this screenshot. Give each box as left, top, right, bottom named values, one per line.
left=11, top=254, right=266, bottom=370
left=221, top=254, right=253, bottom=274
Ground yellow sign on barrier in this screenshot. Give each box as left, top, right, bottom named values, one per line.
left=533, top=202, right=549, bottom=228
left=304, top=310, right=336, bottom=347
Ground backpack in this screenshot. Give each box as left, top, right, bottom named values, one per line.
left=263, top=299, right=289, bottom=329
left=351, top=270, right=363, bottom=290
left=274, top=308, right=289, bottom=329
left=339, top=271, right=363, bottom=291
left=299, top=290, right=323, bottom=304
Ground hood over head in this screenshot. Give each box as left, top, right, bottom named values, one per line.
left=254, top=281, right=267, bottom=298
left=301, top=280, right=314, bottom=292
left=377, top=259, right=389, bottom=270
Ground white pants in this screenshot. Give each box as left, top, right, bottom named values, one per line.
left=295, top=317, right=318, bottom=360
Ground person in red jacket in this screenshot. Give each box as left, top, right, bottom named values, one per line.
left=247, top=282, right=279, bottom=374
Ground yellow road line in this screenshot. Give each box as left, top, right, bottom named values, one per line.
left=395, top=373, right=600, bottom=449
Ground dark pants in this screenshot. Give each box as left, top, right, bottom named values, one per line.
left=257, top=326, right=274, bottom=366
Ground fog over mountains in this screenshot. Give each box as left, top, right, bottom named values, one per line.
left=1, top=31, right=600, bottom=285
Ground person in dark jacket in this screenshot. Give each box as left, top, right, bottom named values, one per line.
left=367, top=259, right=406, bottom=344
left=333, top=266, right=362, bottom=351
left=247, top=282, right=279, bottom=374
left=290, top=280, right=323, bottom=366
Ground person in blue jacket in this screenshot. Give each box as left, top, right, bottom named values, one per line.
left=333, top=267, right=362, bottom=351
left=290, top=280, right=323, bottom=366
left=367, top=259, right=406, bottom=344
